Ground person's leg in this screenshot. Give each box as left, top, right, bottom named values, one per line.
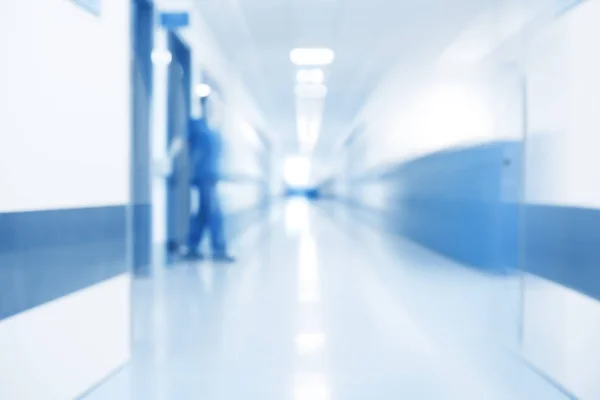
left=186, top=183, right=209, bottom=258
left=207, top=182, right=234, bottom=262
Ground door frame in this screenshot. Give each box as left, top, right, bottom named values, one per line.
left=130, top=0, right=154, bottom=275
left=165, top=32, right=191, bottom=254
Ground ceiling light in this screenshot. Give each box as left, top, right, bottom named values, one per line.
left=296, top=69, right=324, bottom=85
left=290, top=48, right=335, bottom=66
left=295, top=84, right=328, bottom=99
left=195, top=83, right=212, bottom=98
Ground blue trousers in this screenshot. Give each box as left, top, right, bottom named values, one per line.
left=188, top=180, right=227, bottom=254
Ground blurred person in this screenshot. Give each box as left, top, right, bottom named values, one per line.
left=158, top=94, right=235, bottom=263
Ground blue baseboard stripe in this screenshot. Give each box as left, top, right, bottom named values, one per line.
left=320, top=140, right=600, bottom=303
left=0, top=205, right=128, bottom=320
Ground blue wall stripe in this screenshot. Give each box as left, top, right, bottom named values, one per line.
left=323, top=140, right=600, bottom=302
left=521, top=204, right=600, bottom=300
left=0, top=205, right=128, bottom=320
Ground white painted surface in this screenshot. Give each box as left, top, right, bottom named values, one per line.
left=0, top=0, right=131, bottom=212
left=355, top=23, right=526, bottom=175
left=525, top=0, right=600, bottom=209
left=331, top=3, right=600, bottom=399
left=353, top=181, right=390, bottom=210
left=522, top=274, right=600, bottom=400
left=0, top=274, right=131, bottom=400
left=151, top=28, right=170, bottom=245
left=519, top=5, right=600, bottom=393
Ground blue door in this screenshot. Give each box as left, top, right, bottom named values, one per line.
left=131, top=0, right=153, bottom=274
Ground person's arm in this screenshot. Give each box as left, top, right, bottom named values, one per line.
left=153, top=123, right=192, bottom=177
left=167, top=136, right=185, bottom=159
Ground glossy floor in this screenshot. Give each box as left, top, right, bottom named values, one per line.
left=84, top=200, right=569, bottom=400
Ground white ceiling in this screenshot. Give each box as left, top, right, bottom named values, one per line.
left=195, top=0, right=490, bottom=156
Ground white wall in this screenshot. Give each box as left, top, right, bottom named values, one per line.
left=0, top=2, right=132, bottom=397
left=525, top=0, right=600, bottom=209
left=358, top=61, right=514, bottom=177
left=0, top=275, right=131, bottom=400
left=0, top=0, right=131, bottom=212
left=343, top=0, right=536, bottom=178
left=520, top=2, right=600, bottom=398
left=333, top=1, right=600, bottom=398
left=522, top=275, right=600, bottom=400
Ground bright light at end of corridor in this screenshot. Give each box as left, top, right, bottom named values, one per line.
left=195, top=83, right=212, bottom=98
left=290, top=48, right=335, bottom=66
left=284, top=156, right=311, bottom=187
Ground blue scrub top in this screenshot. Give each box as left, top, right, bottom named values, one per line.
left=188, top=118, right=222, bottom=181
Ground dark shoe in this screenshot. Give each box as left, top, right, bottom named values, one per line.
left=212, top=253, right=236, bottom=263
left=167, top=240, right=182, bottom=254
left=183, top=251, right=205, bottom=261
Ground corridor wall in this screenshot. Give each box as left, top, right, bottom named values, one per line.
left=0, top=0, right=132, bottom=398
left=322, top=1, right=600, bottom=398
left=322, top=30, right=524, bottom=273
left=518, top=2, right=600, bottom=399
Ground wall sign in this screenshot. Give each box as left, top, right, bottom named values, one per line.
left=556, top=0, right=584, bottom=15
left=159, top=12, right=190, bottom=30
left=71, top=0, right=101, bottom=16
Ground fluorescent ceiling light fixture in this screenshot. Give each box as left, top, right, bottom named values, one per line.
left=297, top=116, right=320, bottom=143
left=297, top=117, right=310, bottom=141
left=298, top=281, right=320, bottom=304
left=290, top=48, right=335, bottom=66
left=284, top=156, right=311, bottom=187
left=151, top=49, right=172, bottom=65
left=295, top=84, right=328, bottom=99
left=295, top=333, right=326, bottom=355
left=195, top=83, right=212, bottom=98
left=296, top=69, right=324, bottom=85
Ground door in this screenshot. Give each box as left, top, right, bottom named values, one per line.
left=166, top=32, right=191, bottom=253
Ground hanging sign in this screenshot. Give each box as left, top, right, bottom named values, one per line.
left=556, top=0, right=584, bottom=15
left=71, top=0, right=101, bottom=16
left=159, top=12, right=190, bottom=29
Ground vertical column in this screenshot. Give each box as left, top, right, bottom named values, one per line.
left=150, top=27, right=170, bottom=249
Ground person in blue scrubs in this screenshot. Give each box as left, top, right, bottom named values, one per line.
left=164, top=95, right=235, bottom=263
left=186, top=112, right=234, bottom=262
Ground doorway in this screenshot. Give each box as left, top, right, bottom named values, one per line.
left=166, top=32, right=191, bottom=254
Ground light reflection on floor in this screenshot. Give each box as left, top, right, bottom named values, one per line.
left=83, top=202, right=570, bottom=400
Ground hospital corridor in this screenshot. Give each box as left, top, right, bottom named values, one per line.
left=1, top=0, right=600, bottom=399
